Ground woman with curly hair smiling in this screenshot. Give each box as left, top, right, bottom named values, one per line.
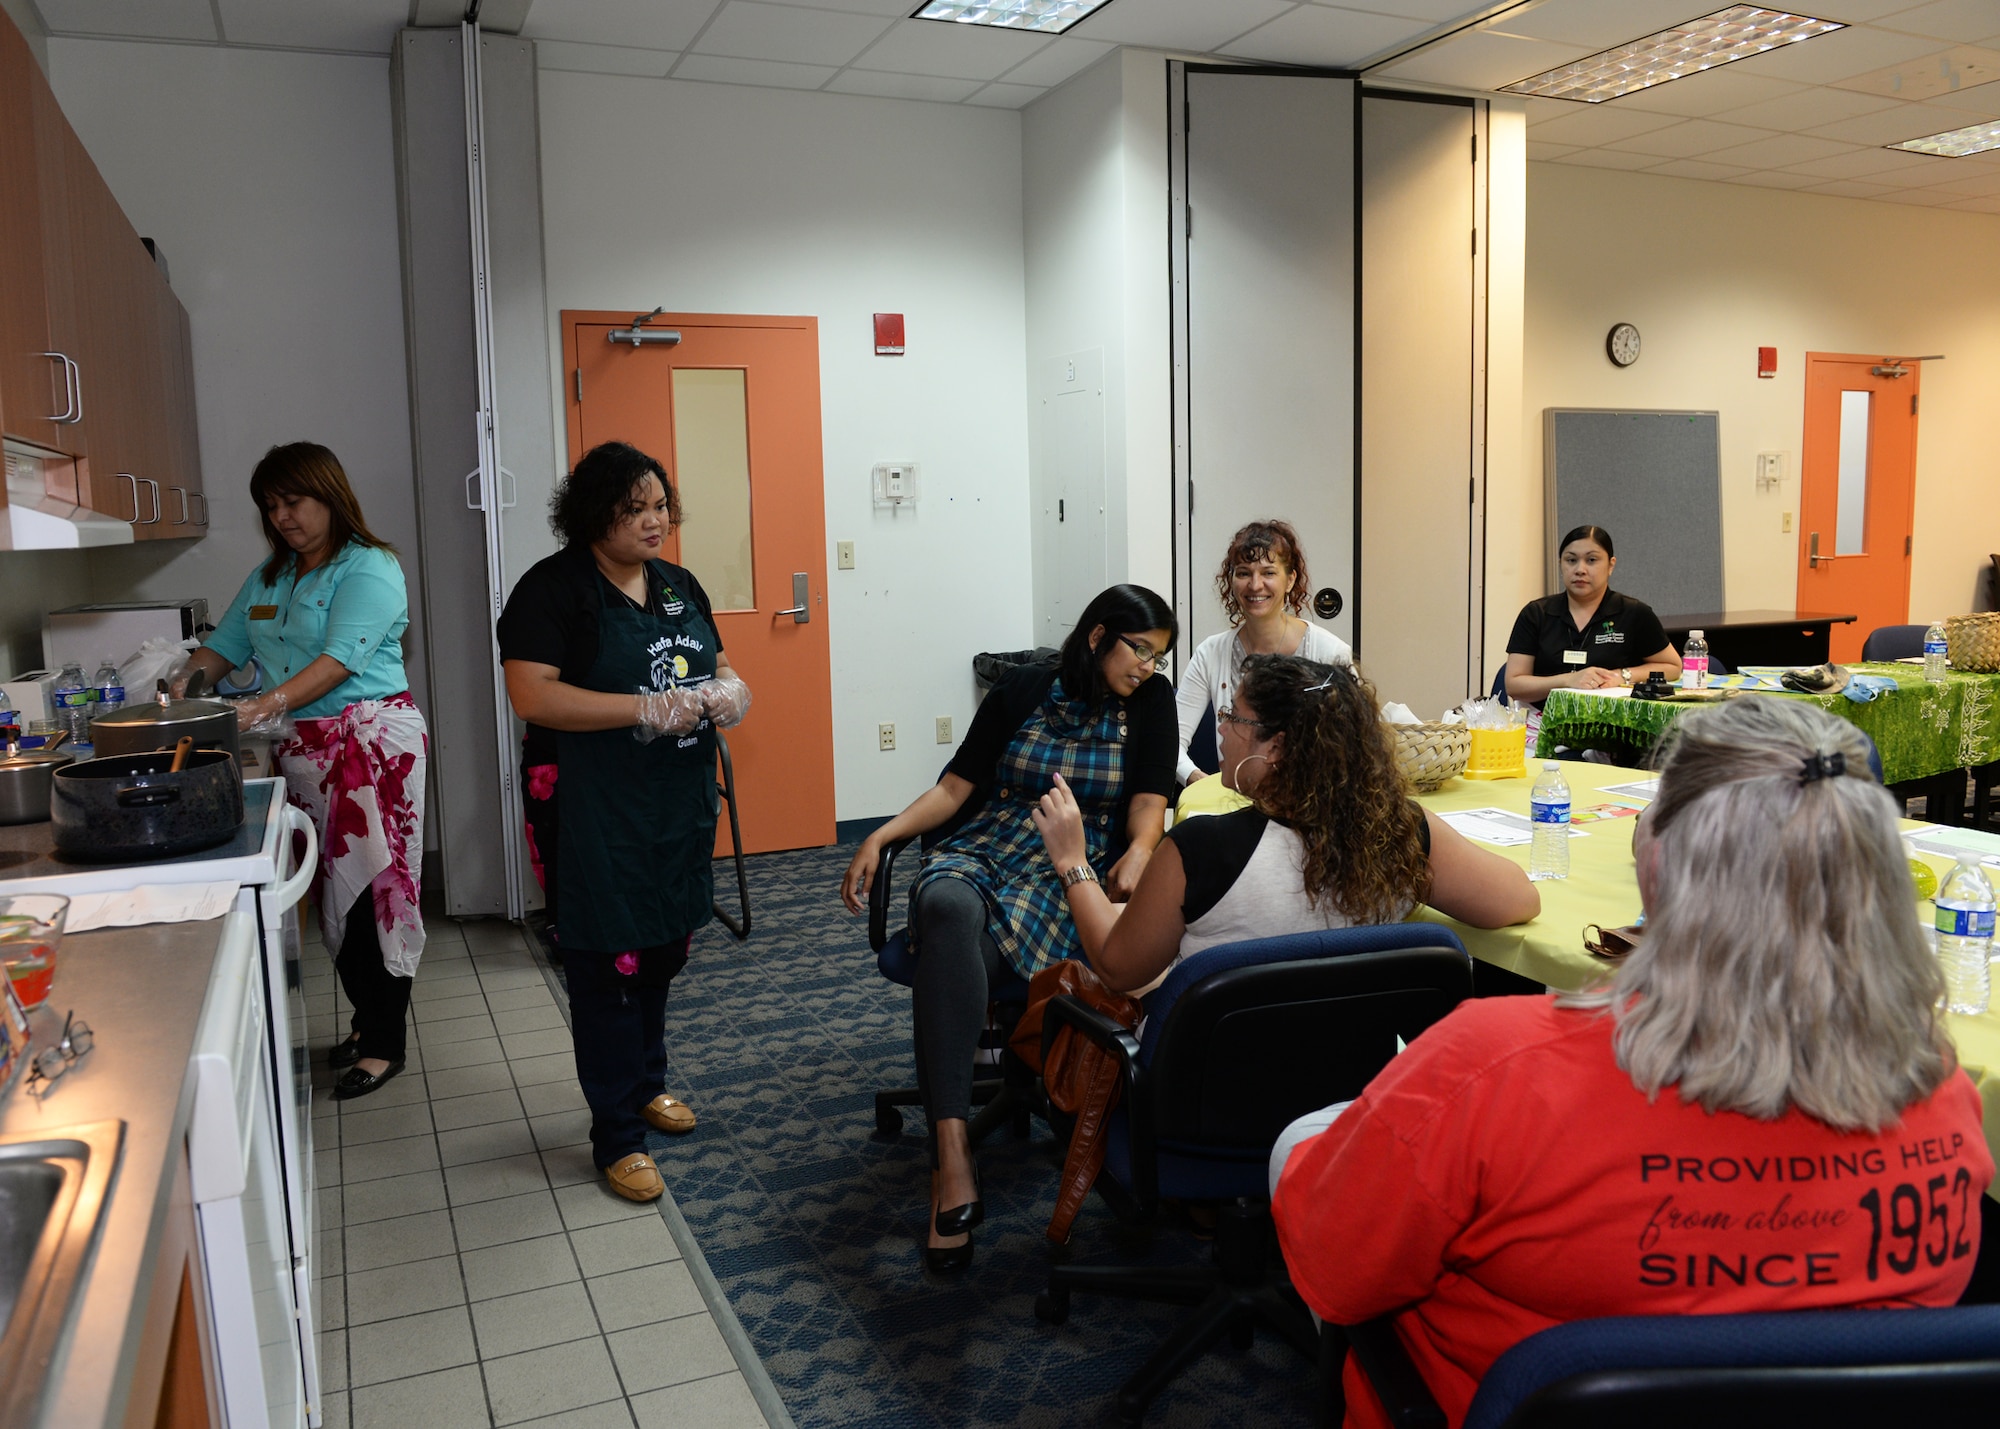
left=1034, top=654, right=1537, bottom=996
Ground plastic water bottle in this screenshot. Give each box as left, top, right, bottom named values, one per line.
left=51, top=662, right=92, bottom=744
left=93, top=657, right=125, bottom=716
left=1528, top=761, right=1571, bottom=882
left=1682, top=630, right=1709, bottom=690
left=1936, top=856, right=1995, bottom=1015
left=1924, top=621, right=1949, bottom=684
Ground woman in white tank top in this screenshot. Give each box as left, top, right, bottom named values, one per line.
left=1034, top=655, right=1539, bottom=995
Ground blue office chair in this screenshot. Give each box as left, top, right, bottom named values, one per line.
left=1032, top=924, right=1474, bottom=1426
left=1341, top=1304, right=2000, bottom=1429
left=1861, top=623, right=1929, bottom=662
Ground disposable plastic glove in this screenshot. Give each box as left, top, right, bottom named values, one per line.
left=234, top=690, right=290, bottom=736
left=633, top=687, right=704, bottom=743
left=698, top=672, right=752, bottom=729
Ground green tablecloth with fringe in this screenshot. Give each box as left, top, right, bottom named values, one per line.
left=1536, top=665, right=2000, bottom=783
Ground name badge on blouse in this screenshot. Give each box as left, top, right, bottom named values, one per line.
left=249, top=605, right=279, bottom=621
left=1562, top=649, right=1587, bottom=666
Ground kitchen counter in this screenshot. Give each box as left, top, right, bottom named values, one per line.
left=0, top=917, right=226, bottom=1428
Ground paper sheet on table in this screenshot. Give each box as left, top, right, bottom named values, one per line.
left=1904, top=826, right=2000, bottom=868
left=1438, top=808, right=1590, bottom=848
left=63, top=882, right=239, bottom=932
left=1599, top=779, right=1661, bottom=802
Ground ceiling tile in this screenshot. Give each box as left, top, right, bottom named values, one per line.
left=671, top=53, right=839, bottom=88
left=1644, top=157, right=1756, bottom=180
left=1925, top=81, right=2000, bottom=115
left=1525, top=104, right=1681, bottom=146
left=999, top=36, right=1114, bottom=86
left=216, top=0, right=405, bottom=52
left=534, top=40, right=679, bottom=77
left=1704, top=132, right=1866, bottom=166
left=1801, top=177, right=1898, bottom=196
left=1070, top=0, right=1294, bottom=53
left=966, top=81, right=1048, bottom=107
left=1805, top=98, right=1986, bottom=141
left=36, top=0, right=216, bottom=41
left=1916, top=165, right=2000, bottom=194
left=1713, top=85, right=1903, bottom=130
left=692, top=0, right=892, bottom=67
left=1600, top=118, right=1783, bottom=159
left=1878, top=0, right=2000, bottom=44
left=1872, top=182, right=1977, bottom=202
left=1607, top=67, right=1812, bottom=116
left=1723, top=169, right=1828, bottom=188
left=1525, top=140, right=1581, bottom=160
left=827, top=69, right=983, bottom=100
left=1547, top=148, right=1662, bottom=171
left=1810, top=0, right=1948, bottom=18
left=1373, top=29, right=1595, bottom=90
left=1479, top=0, right=1715, bottom=51
left=1727, top=24, right=1942, bottom=84
left=1222, top=6, right=1432, bottom=67
left=1301, top=0, right=1475, bottom=19
left=850, top=18, right=1050, bottom=80
left=1829, top=42, right=2000, bottom=99
left=1943, top=190, right=2000, bottom=209
left=1782, top=144, right=1958, bottom=178
left=777, top=0, right=917, bottom=14
left=521, top=0, right=721, bottom=52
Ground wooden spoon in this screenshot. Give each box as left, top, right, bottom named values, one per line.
left=169, top=735, right=195, bottom=772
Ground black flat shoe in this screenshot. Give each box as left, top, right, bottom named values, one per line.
left=332, top=1059, right=406, bottom=1100
left=327, top=1035, right=364, bottom=1070
left=934, top=1165, right=984, bottom=1237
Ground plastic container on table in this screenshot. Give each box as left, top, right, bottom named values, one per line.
left=1464, top=726, right=1527, bottom=780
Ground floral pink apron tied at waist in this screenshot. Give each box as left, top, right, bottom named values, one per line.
left=277, top=692, right=429, bottom=978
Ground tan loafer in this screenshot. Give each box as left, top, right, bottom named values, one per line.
left=642, top=1094, right=697, bottom=1135
left=604, top=1152, right=664, bottom=1202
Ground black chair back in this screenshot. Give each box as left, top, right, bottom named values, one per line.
left=1861, top=623, right=1928, bottom=662
left=1189, top=703, right=1219, bottom=775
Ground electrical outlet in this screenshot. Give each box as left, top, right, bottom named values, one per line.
left=836, top=540, right=855, bottom=570
left=878, top=722, right=896, bottom=751
left=936, top=716, right=953, bottom=744
left=1782, top=511, right=1793, bottom=533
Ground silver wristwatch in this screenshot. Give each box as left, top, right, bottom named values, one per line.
left=1060, top=864, right=1098, bottom=889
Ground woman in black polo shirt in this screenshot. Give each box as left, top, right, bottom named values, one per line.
left=498, top=441, right=751, bottom=1203
left=1503, top=525, right=1682, bottom=705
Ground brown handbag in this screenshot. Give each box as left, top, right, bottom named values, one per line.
left=1010, top=959, right=1144, bottom=1244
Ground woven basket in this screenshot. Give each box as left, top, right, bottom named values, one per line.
left=1945, top=612, right=2000, bottom=673
left=1391, top=722, right=1471, bottom=791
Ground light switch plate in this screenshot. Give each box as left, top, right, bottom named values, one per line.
left=1782, top=511, right=1793, bottom=533
left=836, top=541, right=855, bottom=570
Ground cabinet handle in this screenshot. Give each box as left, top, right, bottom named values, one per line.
left=172, top=486, right=189, bottom=525
left=64, top=355, right=80, bottom=423
left=115, top=472, right=139, bottom=522
left=191, top=492, right=208, bottom=526
left=41, top=352, right=78, bottom=423
left=137, top=477, right=162, bottom=525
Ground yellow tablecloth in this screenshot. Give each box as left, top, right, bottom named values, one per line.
left=1176, top=761, right=2000, bottom=1194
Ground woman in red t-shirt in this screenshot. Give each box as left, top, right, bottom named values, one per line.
left=1273, top=697, right=1993, bottom=1429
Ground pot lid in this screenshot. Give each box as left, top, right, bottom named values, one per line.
left=0, top=746, right=73, bottom=769
left=91, top=695, right=236, bottom=727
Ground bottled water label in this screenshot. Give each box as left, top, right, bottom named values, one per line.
left=1925, top=637, right=1947, bottom=656
left=1935, top=905, right=1995, bottom=938
left=1531, top=800, right=1570, bottom=825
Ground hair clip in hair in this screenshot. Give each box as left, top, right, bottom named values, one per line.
left=1798, top=750, right=1846, bottom=784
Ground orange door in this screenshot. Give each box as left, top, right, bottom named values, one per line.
left=1797, top=352, right=1920, bottom=663
left=562, top=311, right=835, bottom=854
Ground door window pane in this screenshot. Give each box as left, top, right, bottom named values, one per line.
left=671, top=368, right=755, bottom=610
left=1835, top=389, right=1870, bottom=556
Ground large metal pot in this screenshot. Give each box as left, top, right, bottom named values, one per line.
left=0, top=745, right=73, bottom=825
left=50, top=748, right=244, bottom=861
left=90, top=693, right=241, bottom=770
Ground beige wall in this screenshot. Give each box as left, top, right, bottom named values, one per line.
left=1523, top=163, right=2000, bottom=639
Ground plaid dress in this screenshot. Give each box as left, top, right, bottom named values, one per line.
left=915, top=677, right=1130, bottom=981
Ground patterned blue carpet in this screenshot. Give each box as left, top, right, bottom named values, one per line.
left=555, top=843, right=1321, bottom=1428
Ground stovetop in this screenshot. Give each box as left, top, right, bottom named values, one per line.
left=0, top=779, right=284, bottom=895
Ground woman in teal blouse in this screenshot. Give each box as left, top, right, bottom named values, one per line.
left=182, top=442, right=430, bottom=1101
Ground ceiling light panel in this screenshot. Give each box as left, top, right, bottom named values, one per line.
left=1890, top=119, right=2000, bottom=156
left=1501, top=7, right=1845, bottom=104
left=911, top=1, right=1111, bottom=34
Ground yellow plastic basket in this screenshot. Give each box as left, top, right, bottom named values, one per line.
left=1463, top=726, right=1527, bottom=780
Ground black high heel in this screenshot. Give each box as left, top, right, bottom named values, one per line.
left=934, top=1163, right=984, bottom=1237
left=924, top=1195, right=975, bottom=1274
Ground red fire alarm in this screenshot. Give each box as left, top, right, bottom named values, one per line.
left=1757, top=346, right=1777, bottom=379
left=874, top=313, right=905, bottom=356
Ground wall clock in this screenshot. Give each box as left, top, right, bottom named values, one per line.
left=1606, top=322, right=1641, bottom=367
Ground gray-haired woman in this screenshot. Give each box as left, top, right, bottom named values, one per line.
left=1269, top=698, right=1993, bottom=1429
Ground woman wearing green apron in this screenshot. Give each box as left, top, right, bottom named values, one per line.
left=500, top=442, right=751, bottom=1202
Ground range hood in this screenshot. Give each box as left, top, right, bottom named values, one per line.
left=3, top=444, right=134, bottom=549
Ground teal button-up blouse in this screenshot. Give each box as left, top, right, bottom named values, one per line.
left=207, top=541, right=411, bottom=719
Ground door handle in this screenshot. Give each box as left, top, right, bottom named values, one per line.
left=42, top=352, right=78, bottom=423
left=115, top=472, right=139, bottom=522
left=191, top=491, right=208, bottom=526
left=774, top=571, right=810, bottom=624
left=1808, top=531, right=1820, bottom=569
left=172, top=486, right=189, bottom=525
left=137, top=477, right=162, bottom=525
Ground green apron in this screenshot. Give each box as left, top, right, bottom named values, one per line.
left=555, top=562, right=719, bottom=953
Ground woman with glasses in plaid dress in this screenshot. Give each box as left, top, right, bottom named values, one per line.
left=841, top=585, right=1180, bottom=1273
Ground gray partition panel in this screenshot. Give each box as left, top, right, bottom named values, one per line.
left=1545, top=408, right=1722, bottom=618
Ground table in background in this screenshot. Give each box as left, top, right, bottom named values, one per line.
left=1537, top=665, right=2000, bottom=789
left=1658, top=609, right=1856, bottom=669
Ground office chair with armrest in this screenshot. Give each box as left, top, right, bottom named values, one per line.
left=1342, top=1303, right=2000, bottom=1429
left=1861, top=623, right=1928, bottom=663
left=1032, top=925, right=1475, bottom=1426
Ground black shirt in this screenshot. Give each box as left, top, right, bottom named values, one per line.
left=1169, top=804, right=1431, bottom=924
left=497, top=544, right=722, bottom=766
left=1506, top=589, right=1667, bottom=682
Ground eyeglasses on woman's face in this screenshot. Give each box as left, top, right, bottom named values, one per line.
left=1115, top=634, right=1169, bottom=672
left=1217, top=704, right=1275, bottom=736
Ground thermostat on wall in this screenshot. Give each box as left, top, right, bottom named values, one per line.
left=872, top=463, right=919, bottom=508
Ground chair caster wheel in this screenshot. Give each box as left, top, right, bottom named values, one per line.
left=1229, top=1321, right=1254, bottom=1351
left=1034, top=1289, right=1070, bottom=1325
left=874, top=1104, right=902, bottom=1137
